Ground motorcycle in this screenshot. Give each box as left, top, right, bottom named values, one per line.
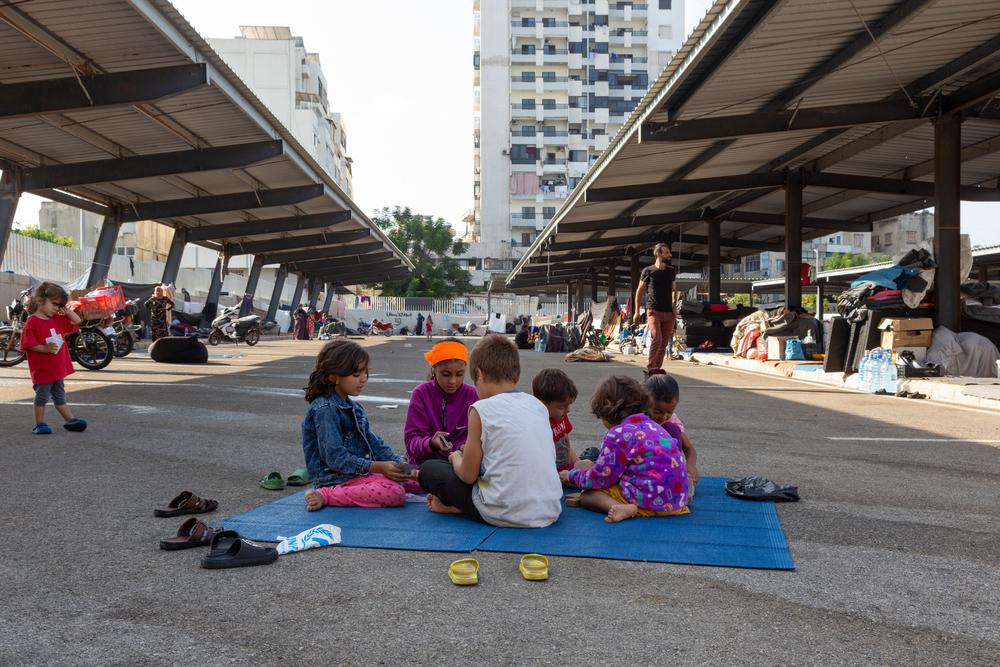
left=107, top=298, right=141, bottom=358
left=363, top=318, right=395, bottom=337
left=0, top=289, right=29, bottom=367
left=207, top=305, right=261, bottom=346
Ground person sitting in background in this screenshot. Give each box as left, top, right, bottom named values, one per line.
left=515, top=323, right=533, bottom=350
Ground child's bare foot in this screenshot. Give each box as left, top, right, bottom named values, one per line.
left=605, top=503, right=639, bottom=523
left=426, top=494, right=462, bottom=514
left=304, top=490, right=325, bottom=511
left=565, top=493, right=582, bottom=507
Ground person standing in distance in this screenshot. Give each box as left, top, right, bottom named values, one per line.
left=632, top=242, right=676, bottom=377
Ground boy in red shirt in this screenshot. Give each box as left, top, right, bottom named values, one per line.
left=19, top=282, right=87, bottom=435
left=531, top=368, right=579, bottom=473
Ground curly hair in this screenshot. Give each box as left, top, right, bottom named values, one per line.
left=27, top=282, right=68, bottom=314
left=590, top=375, right=651, bottom=426
left=304, top=339, right=370, bottom=402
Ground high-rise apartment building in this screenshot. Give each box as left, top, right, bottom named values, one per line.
left=470, top=0, right=686, bottom=284
left=208, top=26, right=354, bottom=197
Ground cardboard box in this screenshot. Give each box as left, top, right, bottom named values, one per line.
left=766, top=335, right=796, bottom=361
left=878, top=317, right=933, bottom=349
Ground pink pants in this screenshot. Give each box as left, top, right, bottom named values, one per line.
left=646, top=310, right=677, bottom=371
left=317, top=474, right=406, bottom=508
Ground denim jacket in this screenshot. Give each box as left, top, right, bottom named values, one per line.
left=302, top=393, right=401, bottom=488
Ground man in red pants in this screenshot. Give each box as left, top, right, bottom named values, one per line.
left=632, top=243, right=676, bottom=376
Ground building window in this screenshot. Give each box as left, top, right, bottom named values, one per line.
left=659, top=0, right=672, bottom=8
left=543, top=125, right=556, bottom=136
left=906, top=230, right=917, bottom=243
left=521, top=17, right=535, bottom=27
left=542, top=98, right=556, bottom=109
left=521, top=98, right=535, bottom=109
left=521, top=71, right=535, bottom=81
left=853, top=233, right=865, bottom=247
left=522, top=207, right=536, bottom=219
left=542, top=71, right=556, bottom=82
left=545, top=152, right=556, bottom=163
left=520, top=125, right=536, bottom=136
left=776, top=259, right=786, bottom=273
left=522, top=233, right=532, bottom=245
left=884, top=232, right=893, bottom=246
left=510, top=145, right=537, bottom=164
left=542, top=206, right=556, bottom=219
left=542, top=17, right=556, bottom=27
left=745, top=254, right=761, bottom=273
left=520, top=44, right=535, bottom=54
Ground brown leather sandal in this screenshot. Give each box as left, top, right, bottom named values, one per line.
left=154, top=491, right=219, bottom=518
left=159, top=518, right=223, bottom=550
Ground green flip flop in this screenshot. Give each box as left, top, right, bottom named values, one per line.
left=286, top=468, right=311, bottom=487
left=260, top=471, right=285, bottom=491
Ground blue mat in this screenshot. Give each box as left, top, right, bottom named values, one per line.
left=218, top=477, right=793, bottom=570
left=218, top=491, right=495, bottom=553
left=479, top=477, right=793, bottom=570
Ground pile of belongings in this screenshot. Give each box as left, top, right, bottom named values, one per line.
left=925, top=327, right=999, bottom=377
left=564, top=347, right=611, bottom=362
left=730, top=306, right=820, bottom=360
left=837, top=248, right=938, bottom=322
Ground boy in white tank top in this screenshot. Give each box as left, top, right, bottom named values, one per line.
left=417, top=334, right=563, bottom=528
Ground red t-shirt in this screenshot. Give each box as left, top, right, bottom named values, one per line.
left=550, top=415, right=574, bottom=471
left=20, top=314, right=77, bottom=385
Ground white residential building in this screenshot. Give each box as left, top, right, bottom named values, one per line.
left=469, top=0, right=686, bottom=286
left=208, top=26, right=354, bottom=197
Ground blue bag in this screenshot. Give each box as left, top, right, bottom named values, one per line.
left=785, top=338, right=805, bottom=361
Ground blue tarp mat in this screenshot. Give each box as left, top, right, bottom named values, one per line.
left=478, top=477, right=793, bottom=570
left=218, top=491, right=495, bottom=553
left=217, top=477, right=794, bottom=570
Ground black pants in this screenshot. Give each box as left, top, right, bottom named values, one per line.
left=418, top=460, right=484, bottom=522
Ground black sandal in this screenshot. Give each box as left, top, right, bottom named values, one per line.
left=200, top=530, right=278, bottom=570
left=154, top=491, right=219, bottom=517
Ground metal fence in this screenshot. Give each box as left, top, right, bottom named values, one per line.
left=350, top=294, right=571, bottom=318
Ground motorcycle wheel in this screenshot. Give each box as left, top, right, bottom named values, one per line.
left=244, top=329, right=260, bottom=346
left=0, top=328, right=26, bottom=367
left=113, top=331, right=134, bottom=358
left=69, top=330, right=114, bottom=370
left=207, top=330, right=223, bottom=346
left=386, top=326, right=395, bottom=337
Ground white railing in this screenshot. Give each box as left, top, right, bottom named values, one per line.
left=348, top=294, right=569, bottom=318
left=0, top=233, right=164, bottom=285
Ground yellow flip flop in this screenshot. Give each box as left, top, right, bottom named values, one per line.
left=448, top=558, right=479, bottom=586
left=519, top=554, right=549, bottom=581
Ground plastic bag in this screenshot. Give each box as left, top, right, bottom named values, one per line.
left=785, top=339, right=805, bottom=361
left=725, top=476, right=800, bottom=502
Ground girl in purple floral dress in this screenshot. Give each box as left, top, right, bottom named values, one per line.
left=560, top=375, right=690, bottom=522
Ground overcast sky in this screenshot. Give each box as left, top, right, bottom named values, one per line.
left=7, top=0, right=999, bottom=246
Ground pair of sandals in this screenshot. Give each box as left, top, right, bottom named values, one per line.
left=159, top=519, right=278, bottom=569
left=260, top=468, right=310, bottom=490
left=448, top=554, right=549, bottom=586
left=32, top=418, right=87, bottom=435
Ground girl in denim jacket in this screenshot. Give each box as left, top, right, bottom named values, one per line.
left=302, top=340, right=411, bottom=510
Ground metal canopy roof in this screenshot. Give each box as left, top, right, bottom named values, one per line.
left=0, top=0, right=412, bottom=287
left=508, top=0, right=1000, bottom=289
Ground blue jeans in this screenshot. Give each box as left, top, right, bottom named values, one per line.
left=33, top=379, right=66, bottom=407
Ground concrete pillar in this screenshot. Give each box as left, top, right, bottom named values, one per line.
left=322, top=282, right=334, bottom=314
left=0, top=171, right=19, bottom=267
left=239, top=255, right=265, bottom=316
left=161, top=227, right=187, bottom=285
left=576, top=278, right=585, bottom=315
left=607, top=259, right=617, bottom=300
left=934, top=114, right=962, bottom=332
left=630, top=253, right=641, bottom=316
left=87, top=214, right=122, bottom=287
left=707, top=220, right=721, bottom=303
left=201, top=255, right=224, bottom=327
left=265, top=265, right=287, bottom=323
left=307, top=276, right=319, bottom=311
left=784, top=171, right=803, bottom=309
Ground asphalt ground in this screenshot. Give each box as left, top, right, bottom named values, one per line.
left=1, top=336, right=998, bottom=666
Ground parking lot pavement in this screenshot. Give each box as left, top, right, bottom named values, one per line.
left=2, top=336, right=998, bottom=665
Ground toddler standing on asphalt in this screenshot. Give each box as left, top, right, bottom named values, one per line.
left=301, top=340, right=411, bottom=511
left=561, top=376, right=690, bottom=522
left=531, top=368, right=579, bottom=473
left=19, top=282, right=87, bottom=435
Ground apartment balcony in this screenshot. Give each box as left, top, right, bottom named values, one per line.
left=609, top=4, right=648, bottom=18
left=510, top=213, right=541, bottom=228
left=539, top=104, right=570, bottom=118
left=511, top=103, right=540, bottom=117
left=610, top=30, right=647, bottom=45
left=542, top=160, right=568, bottom=174
left=511, top=76, right=570, bottom=92
left=511, top=0, right=570, bottom=7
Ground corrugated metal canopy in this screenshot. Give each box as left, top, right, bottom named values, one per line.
left=508, top=0, right=1000, bottom=289
left=0, top=0, right=412, bottom=287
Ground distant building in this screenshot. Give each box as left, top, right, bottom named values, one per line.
left=37, top=202, right=171, bottom=263
left=208, top=26, right=354, bottom=196
left=872, top=210, right=933, bottom=256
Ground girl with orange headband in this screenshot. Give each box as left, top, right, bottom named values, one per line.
left=404, top=338, right=479, bottom=465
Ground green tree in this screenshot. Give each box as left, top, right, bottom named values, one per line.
left=369, top=206, right=472, bottom=298
left=13, top=226, right=74, bottom=247
left=824, top=252, right=875, bottom=270
left=873, top=254, right=892, bottom=263
left=727, top=293, right=752, bottom=307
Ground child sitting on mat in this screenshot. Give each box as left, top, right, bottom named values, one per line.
left=418, top=334, right=563, bottom=527
left=404, top=339, right=478, bottom=465
left=645, top=374, right=700, bottom=485
left=560, top=375, right=690, bottom=522
left=301, top=340, right=411, bottom=511
left=531, top=368, right=579, bottom=473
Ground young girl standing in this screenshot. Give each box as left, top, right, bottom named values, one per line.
left=425, top=315, right=434, bottom=340
left=404, top=339, right=478, bottom=464
left=645, top=374, right=699, bottom=485
left=20, top=282, right=86, bottom=435
left=561, top=375, right=690, bottom=522
left=301, top=339, right=410, bottom=510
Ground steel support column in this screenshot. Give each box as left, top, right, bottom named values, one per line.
left=322, top=282, right=335, bottom=314
left=161, top=227, right=187, bottom=285
left=607, top=259, right=617, bottom=300
left=630, top=253, right=641, bottom=316
left=566, top=281, right=575, bottom=321
left=934, top=114, right=962, bottom=331
left=576, top=278, right=585, bottom=315
left=590, top=271, right=598, bottom=303
left=707, top=220, right=721, bottom=303
left=816, top=282, right=825, bottom=322
left=240, top=255, right=265, bottom=316
left=784, top=172, right=803, bottom=308
left=307, top=276, right=319, bottom=311
left=201, top=256, right=224, bottom=328
left=265, top=265, right=287, bottom=323
left=87, top=214, right=122, bottom=287
left=0, top=171, right=19, bottom=266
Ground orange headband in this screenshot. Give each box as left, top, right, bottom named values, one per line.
left=424, top=341, right=468, bottom=367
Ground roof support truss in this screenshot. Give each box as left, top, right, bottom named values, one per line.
left=185, top=210, right=353, bottom=242
left=115, top=184, right=324, bottom=223
left=260, top=241, right=384, bottom=264
left=228, top=229, right=370, bottom=255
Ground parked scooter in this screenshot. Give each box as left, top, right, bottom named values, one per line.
left=207, top=305, right=261, bottom=346
left=0, top=288, right=30, bottom=367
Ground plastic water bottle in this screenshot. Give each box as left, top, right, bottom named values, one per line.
left=871, top=349, right=884, bottom=393
left=883, top=352, right=898, bottom=395
left=859, top=351, right=872, bottom=392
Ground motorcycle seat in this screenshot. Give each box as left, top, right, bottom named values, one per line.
left=237, top=315, right=260, bottom=325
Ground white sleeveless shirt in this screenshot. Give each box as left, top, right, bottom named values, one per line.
left=471, top=391, right=563, bottom=527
